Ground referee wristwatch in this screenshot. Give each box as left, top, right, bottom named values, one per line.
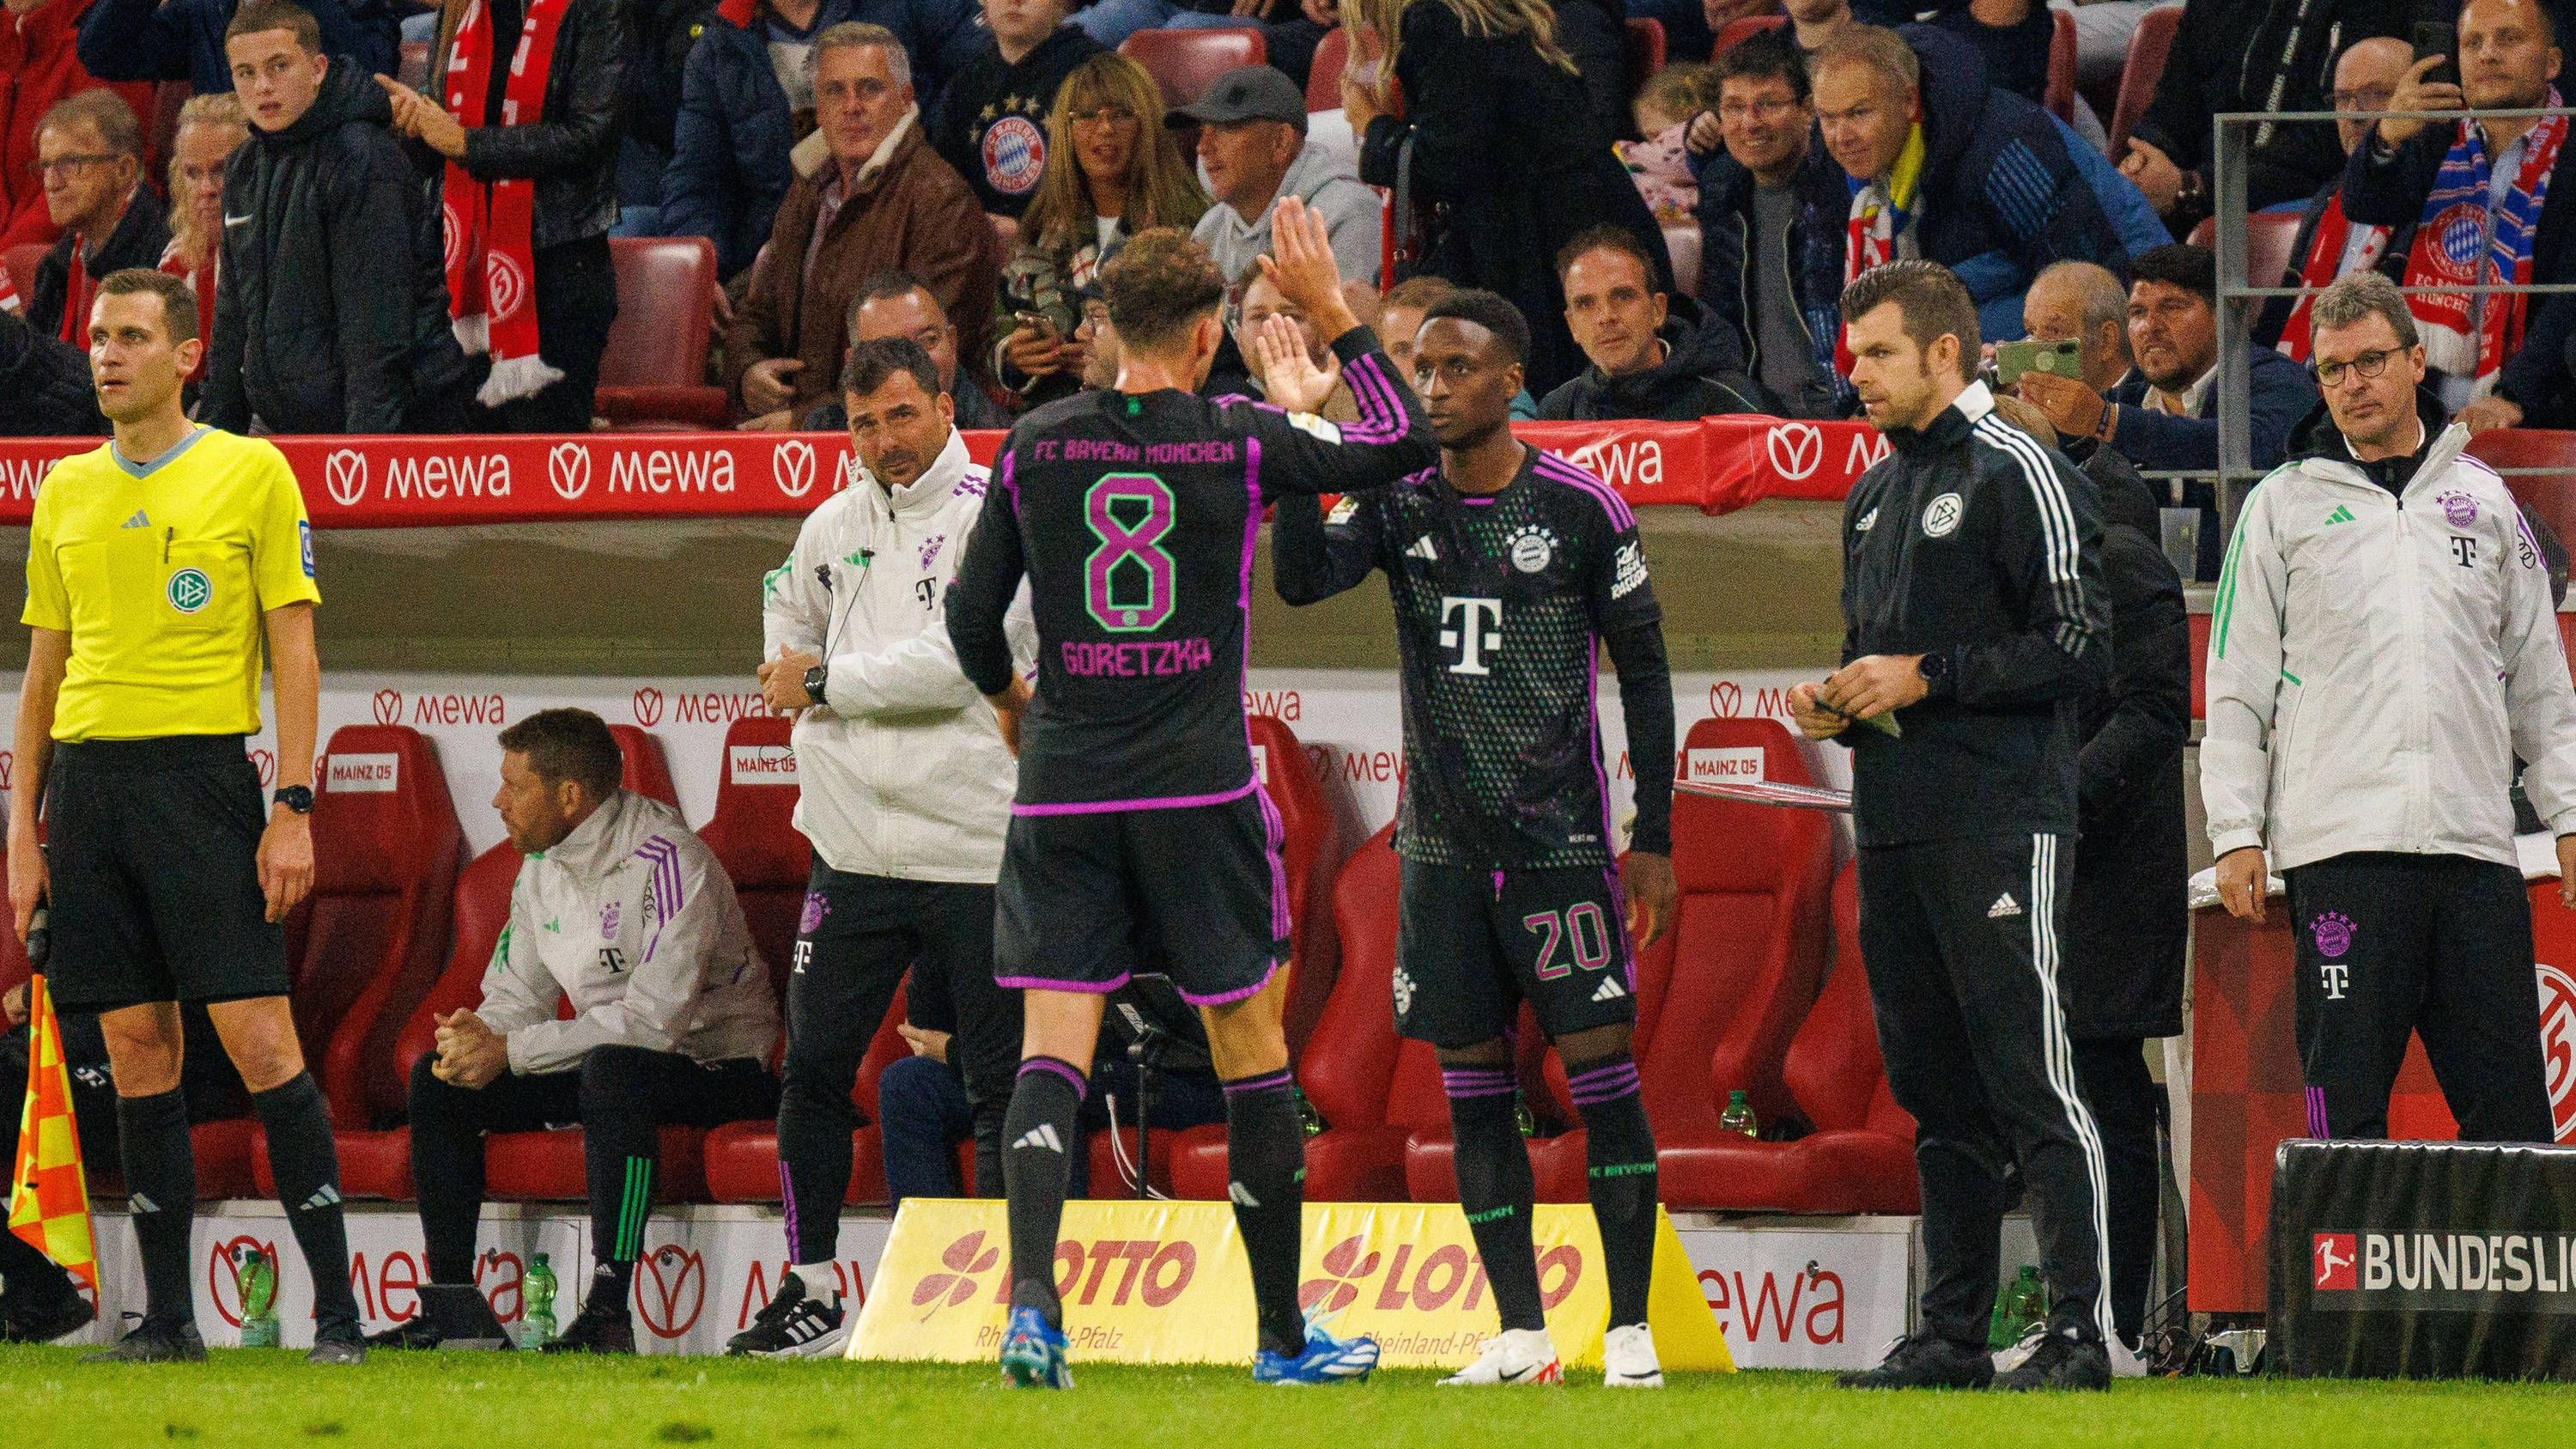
left=273, top=785, right=313, bottom=814
left=1915, top=651, right=1953, bottom=699
left=803, top=663, right=829, bottom=704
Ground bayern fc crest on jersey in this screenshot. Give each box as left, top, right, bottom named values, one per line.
left=983, top=116, right=1046, bottom=196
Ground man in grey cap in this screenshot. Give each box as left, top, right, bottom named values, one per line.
left=1177, top=64, right=1382, bottom=287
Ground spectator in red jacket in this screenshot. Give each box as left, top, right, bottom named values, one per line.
left=0, top=0, right=155, bottom=252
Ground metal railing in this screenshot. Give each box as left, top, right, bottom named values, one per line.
left=2212, top=106, right=2576, bottom=537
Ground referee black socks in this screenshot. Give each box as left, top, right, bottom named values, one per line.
left=251, top=1071, right=361, bottom=1331
left=1221, top=1068, right=1308, bottom=1358
left=1002, top=1056, right=1086, bottom=1326
left=114, top=1087, right=196, bottom=1325
left=1567, top=1053, right=1659, bottom=1330
left=1443, top=1066, right=1546, bottom=1333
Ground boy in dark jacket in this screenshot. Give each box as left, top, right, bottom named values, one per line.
left=204, top=3, right=465, bottom=435
left=1537, top=226, right=1763, bottom=420
left=931, top=0, right=1102, bottom=218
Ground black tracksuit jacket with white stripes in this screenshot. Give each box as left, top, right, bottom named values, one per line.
left=1837, top=382, right=2111, bottom=848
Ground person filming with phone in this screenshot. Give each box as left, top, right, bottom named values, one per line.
left=2342, top=0, right=2571, bottom=432
left=2009, top=244, right=2318, bottom=578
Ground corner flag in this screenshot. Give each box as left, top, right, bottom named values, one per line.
left=9, top=975, right=97, bottom=1301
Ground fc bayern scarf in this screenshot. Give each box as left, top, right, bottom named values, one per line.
left=2275, top=190, right=2389, bottom=365
left=1837, top=119, right=1924, bottom=374
left=2398, top=94, right=2567, bottom=390
left=442, top=0, right=568, bottom=405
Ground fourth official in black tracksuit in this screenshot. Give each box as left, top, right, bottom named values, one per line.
left=1834, top=380, right=2117, bottom=1359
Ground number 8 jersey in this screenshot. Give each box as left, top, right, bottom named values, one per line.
left=945, top=330, right=1433, bottom=813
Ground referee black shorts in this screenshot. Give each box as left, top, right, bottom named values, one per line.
left=993, top=791, right=1288, bottom=1008
left=44, top=734, right=290, bottom=1014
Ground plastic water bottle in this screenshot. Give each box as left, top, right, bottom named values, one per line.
left=521, top=1251, right=557, bottom=1349
left=1292, top=1086, right=1324, bottom=1138
left=1718, top=1089, right=1759, bottom=1139
left=1988, top=1264, right=2046, bottom=1349
left=237, top=1245, right=280, bottom=1349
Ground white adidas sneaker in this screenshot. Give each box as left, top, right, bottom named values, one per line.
left=1601, top=1323, right=1663, bottom=1387
left=1439, top=1328, right=1563, bottom=1385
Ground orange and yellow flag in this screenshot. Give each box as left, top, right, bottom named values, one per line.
left=9, top=975, right=96, bottom=1300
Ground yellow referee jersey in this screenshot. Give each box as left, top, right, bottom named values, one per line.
left=21, top=427, right=322, bottom=742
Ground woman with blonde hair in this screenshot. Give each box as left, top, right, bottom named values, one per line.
left=993, top=51, right=1207, bottom=406
left=159, top=92, right=248, bottom=384
left=1341, top=0, right=1672, bottom=394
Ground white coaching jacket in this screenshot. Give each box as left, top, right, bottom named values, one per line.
left=762, top=427, right=1034, bottom=881
left=482, top=789, right=781, bottom=1075
left=2202, top=421, right=2576, bottom=874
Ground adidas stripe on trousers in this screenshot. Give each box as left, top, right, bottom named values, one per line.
left=1856, top=832, right=2114, bottom=1348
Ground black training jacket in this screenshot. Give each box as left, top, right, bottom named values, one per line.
left=1837, top=384, right=2110, bottom=848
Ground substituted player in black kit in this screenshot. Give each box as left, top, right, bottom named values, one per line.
left=1272, top=289, right=1678, bottom=1388
left=1789, top=262, right=2116, bottom=1391
left=945, top=201, right=1433, bottom=1387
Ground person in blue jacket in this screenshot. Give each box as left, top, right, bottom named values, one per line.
left=76, top=0, right=394, bottom=94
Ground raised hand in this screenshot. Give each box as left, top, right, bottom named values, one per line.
left=1253, top=315, right=1339, bottom=414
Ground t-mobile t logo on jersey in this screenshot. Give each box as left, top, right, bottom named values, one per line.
left=1439, top=596, right=1504, bottom=674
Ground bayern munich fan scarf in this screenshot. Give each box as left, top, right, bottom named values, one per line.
left=2398, top=93, right=2567, bottom=392
left=1837, top=114, right=1924, bottom=373
left=441, top=0, right=568, bottom=405
left=2274, top=192, right=2391, bottom=365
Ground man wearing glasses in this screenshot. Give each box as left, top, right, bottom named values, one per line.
left=27, top=91, right=167, bottom=343
left=800, top=271, right=1013, bottom=429
left=2205, top=269, right=2576, bottom=1146
left=2260, top=36, right=2416, bottom=361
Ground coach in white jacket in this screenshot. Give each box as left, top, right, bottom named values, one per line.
left=732, top=336, right=1034, bottom=1358
left=395, top=709, right=781, bottom=1354
left=2205, top=271, right=2576, bottom=1146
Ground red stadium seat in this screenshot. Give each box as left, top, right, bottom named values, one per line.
left=2184, top=211, right=2303, bottom=297
left=696, top=715, right=813, bottom=983
left=3, top=244, right=48, bottom=308
left=1659, top=862, right=1919, bottom=1212
left=703, top=984, right=913, bottom=1205
left=595, top=237, right=729, bottom=430
left=2106, top=4, right=2181, bottom=161
left=1307, top=25, right=1350, bottom=113
left=147, top=82, right=190, bottom=179
left=1250, top=714, right=1345, bottom=1055
left=1120, top=27, right=1266, bottom=112
left=276, top=728, right=678, bottom=1199
left=2469, top=429, right=2576, bottom=564
left=1625, top=17, right=1666, bottom=94
left=2043, top=8, right=2077, bottom=124
left=1173, top=827, right=1421, bottom=1201
left=1710, top=13, right=1784, bottom=60
left=1663, top=223, right=1702, bottom=300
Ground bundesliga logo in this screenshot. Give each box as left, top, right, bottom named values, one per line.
left=2312, top=1230, right=2576, bottom=1295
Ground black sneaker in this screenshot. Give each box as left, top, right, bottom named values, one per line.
left=81, top=1316, right=209, bottom=1364
left=0, top=1267, right=94, bottom=1343
left=364, top=1316, right=444, bottom=1350
left=726, top=1275, right=848, bottom=1358
left=307, top=1318, right=368, bottom=1366
left=1836, top=1333, right=1994, bottom=1390
left=1994, top=1325, right=2111, bottom=1391
left=540, top=1306, right=636, bottom=1355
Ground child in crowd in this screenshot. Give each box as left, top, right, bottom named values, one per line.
left=1619, top=62, right=1717, bottom=225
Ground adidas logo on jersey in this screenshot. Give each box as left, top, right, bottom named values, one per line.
left=1406, top=535, right=1438, bottom=560
left=2325, top=504, right=2355, bottom=527
left=1855, top=507, right=1878, bottom=533
left=120, top=509, right=150, bottom=529
left=1988, top=892, right=2023, bottom=919
left=1591, top=977, right=1627, bottom=1003
left=1013, top=1123, right=1064, bottom=1154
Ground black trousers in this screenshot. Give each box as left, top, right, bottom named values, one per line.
left=2070, top=1036, right=2160, bottom=1348
left=407, top=1045, right=777, bottom=1284
left=1857, top=833, right=2111, bottom=1347
left=2285, top=851, right=2554, bottom=1143
left=775, top=869, right=1016, bottom=1263
left=465, top=234, right=617, bottom=434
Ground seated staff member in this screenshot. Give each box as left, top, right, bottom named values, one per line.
left=386, top=709, right=780, bottom=1355
left=729, top=337, right=1033, bottom=1359
left=9, top=267, right=361, bottom=1365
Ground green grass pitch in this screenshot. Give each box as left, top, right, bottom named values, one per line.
left=5, top=1346, right=2575, bottom=1447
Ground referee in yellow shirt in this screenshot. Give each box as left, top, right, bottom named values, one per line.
left=7, top=269, right=364, bottom=1364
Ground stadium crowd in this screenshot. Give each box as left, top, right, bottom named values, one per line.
left=6, top=0, right=2576, bottom=1397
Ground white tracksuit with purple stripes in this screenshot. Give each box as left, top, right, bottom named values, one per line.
left=482, top=789, right=780, bottom=1075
